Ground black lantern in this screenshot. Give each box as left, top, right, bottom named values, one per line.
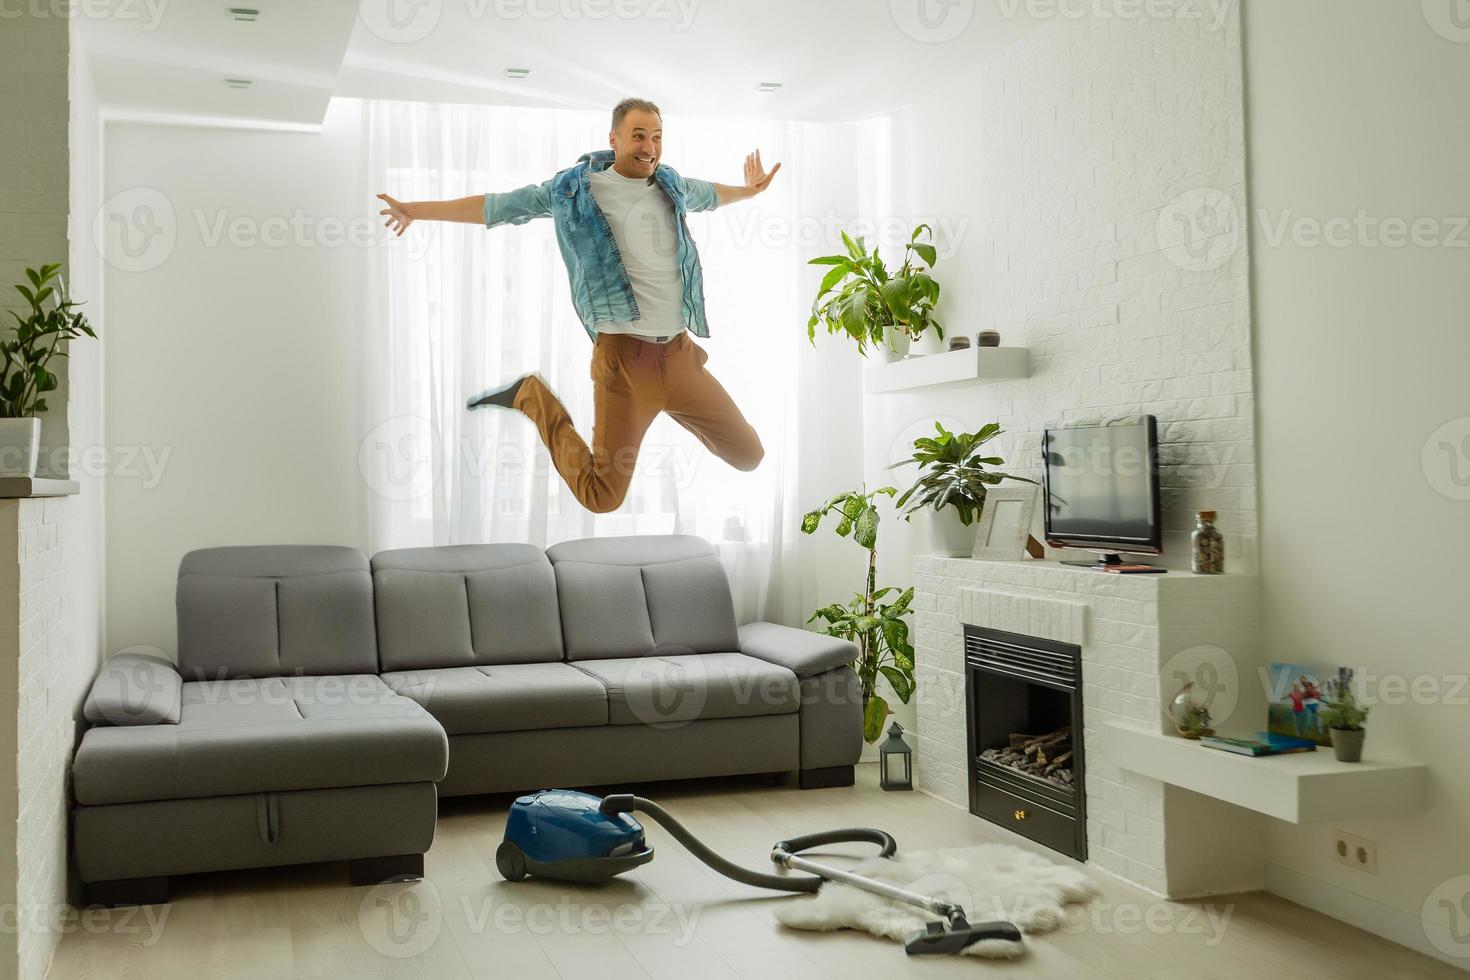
left=879, top=721, right=913, bottom=791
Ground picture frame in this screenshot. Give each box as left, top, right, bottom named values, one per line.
left=970, top=485, right=1038, bottom=561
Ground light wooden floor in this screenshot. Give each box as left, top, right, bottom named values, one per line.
left=49, top=766, right=1458, bottom=980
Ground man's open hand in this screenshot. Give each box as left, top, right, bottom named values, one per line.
left=743, top=151, right=781, bottom=194
left=377, top=193, right=414, bottom=236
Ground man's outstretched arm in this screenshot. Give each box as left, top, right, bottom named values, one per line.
left=377, top=182, right=553, bottom=236
left=686, top=150, right=782, bottom=211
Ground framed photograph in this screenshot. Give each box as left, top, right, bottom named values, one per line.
left=1264, top=662, right=1336, bottom=747
left=970, top=485, right=1038, bottom=560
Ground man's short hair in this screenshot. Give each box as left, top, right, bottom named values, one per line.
left=612, top=98, right=661, bottom=131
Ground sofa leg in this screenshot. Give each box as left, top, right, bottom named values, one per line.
left=84, top=876, right=170, bottom=907
left=798, top=765, right=855, bottom=789
left=349, top=853, right=425, bottom=886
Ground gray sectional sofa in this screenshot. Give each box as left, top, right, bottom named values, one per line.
left=71, top=534, right=861, bottom=905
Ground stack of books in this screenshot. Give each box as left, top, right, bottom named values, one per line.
left=1200, top=732, right=1318, bottom=756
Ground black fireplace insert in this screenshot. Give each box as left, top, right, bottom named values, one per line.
left=965, top=625, right=1086, bottom=860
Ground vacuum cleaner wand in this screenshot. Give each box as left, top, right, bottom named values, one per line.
left=599, top=794, right=1022, bottom=957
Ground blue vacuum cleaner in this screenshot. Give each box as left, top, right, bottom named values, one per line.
left=497, top=789, right=1023, bottom=957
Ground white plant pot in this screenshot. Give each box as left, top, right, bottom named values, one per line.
left=0, top=418, right=40, bottom=478
left=925, top=507, right=977, bottom=557
left=879, top=330, right=911, bottom=363
left=911, top=330, right=946, bottom=357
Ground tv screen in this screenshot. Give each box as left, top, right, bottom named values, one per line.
left=1042, top=416, right=1161, bottom=555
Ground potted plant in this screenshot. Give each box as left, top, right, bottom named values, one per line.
left=807, top=224, right=943, bottom=363
left=1319, top=667, right=1370, bottom=763
left=800, top=485, right=916, bottom=743
left=889, top=421, right=1037, bottom=557
left=1, top=264, right=96, bottom=477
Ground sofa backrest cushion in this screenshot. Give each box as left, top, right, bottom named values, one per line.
left=371, top=544, right=564, bottom=671
left=177, top=546, right=377, bottom=680
left=545, top=534, right=739, bottom=661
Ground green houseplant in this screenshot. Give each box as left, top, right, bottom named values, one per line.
left=800, top=486, right=915, bottom=743
left=1319, top=667, right=1370, bottom=763
left=890, top=421, right=1037, bottom=557
left=807, top=224, right=943, bottom=362
left=1, top=264, right=96, bottom=477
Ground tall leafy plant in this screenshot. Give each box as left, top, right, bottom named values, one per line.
left=3, top=264, right=95, bottom=418
left=807, top=224, right=943, bottom=356
left=800, top=485, right=915, bottom=743
left=890, top=421, right=1036, bottom=525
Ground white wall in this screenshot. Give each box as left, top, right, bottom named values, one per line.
left=102, top=103, right=369, bottom=655
left=1244, top=0, right=1470, bottom=966
left=68, top=18, right=104, bottom=717
left=865, top=3, right=1255, bottom=589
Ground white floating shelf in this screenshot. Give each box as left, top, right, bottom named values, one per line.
left=1101, top=722, right=1426, bottom=824
left=864, top=346, right=1029, bottom=395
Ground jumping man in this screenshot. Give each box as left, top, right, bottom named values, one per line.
left=376, top=98, right=780, bottom=513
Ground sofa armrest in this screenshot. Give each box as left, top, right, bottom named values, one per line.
left=738, top=622, right=856, bottom=678
left=83, top=652, right=183, bottom=727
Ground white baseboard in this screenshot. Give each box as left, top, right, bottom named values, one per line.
left=1266, top=863, right=1470, bottom=973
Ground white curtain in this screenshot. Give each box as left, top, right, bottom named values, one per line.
left=357, top=99, right=872, bottom=624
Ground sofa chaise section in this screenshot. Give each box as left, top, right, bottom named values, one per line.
left=71, top=546, right=448, bottom=906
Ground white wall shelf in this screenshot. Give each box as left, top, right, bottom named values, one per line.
left=864, top=346, right=1029, bottom=395
left=1101, top=722, right=1426, bottom=824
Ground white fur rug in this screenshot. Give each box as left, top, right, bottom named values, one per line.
left=773, top=843, right=1098, bottom=958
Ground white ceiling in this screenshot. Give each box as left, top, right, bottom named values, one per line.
left=79, top=1, right=1039, bottom=128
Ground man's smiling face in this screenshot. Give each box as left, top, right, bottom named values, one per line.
left=610, top=108, right=662, bottom=179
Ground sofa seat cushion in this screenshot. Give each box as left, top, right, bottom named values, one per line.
left=381, top=663, right=609, bottom=736
left=72, top=675, right=448, bottom=806
left=571, top=652, right=800, bottom=726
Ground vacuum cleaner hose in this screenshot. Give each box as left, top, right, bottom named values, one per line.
left=599, top=794, right=896, bottom=894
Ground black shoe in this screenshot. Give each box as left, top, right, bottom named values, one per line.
left=467, top=374, right=532, bottom=411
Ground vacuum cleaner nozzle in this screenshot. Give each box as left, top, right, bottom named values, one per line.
left=902, top=911, right=1024, bottom=957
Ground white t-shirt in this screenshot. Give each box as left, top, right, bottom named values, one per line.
left=588, top=167, right=686, bottom=339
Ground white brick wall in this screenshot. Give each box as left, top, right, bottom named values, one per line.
left=914, top=556, right=1260, bottom=897
left=885, top=1, right=1256, bottom=572
left=0, top=498, right=74, bottom=980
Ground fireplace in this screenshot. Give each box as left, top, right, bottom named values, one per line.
left=965, top=625, right=1086, bottom=860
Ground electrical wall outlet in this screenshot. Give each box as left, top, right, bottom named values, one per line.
left=1333, top=829, right=1377, bottom=874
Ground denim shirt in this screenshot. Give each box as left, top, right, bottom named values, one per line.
left=483, top=149, right=719, bottom=341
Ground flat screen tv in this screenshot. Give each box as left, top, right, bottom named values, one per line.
left=1042, top=415, right=1161, bottom=564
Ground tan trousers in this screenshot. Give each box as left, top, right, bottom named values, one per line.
left=512, top=331, right=764, bottom=513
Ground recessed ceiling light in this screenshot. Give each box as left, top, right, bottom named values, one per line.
left=756, top=81, right=782, bottom=93
left=504, top=67, right=531, bottom=80
left=227, top=7, right=259, bottom=21
left=224, top=78, right=252, bottom=89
